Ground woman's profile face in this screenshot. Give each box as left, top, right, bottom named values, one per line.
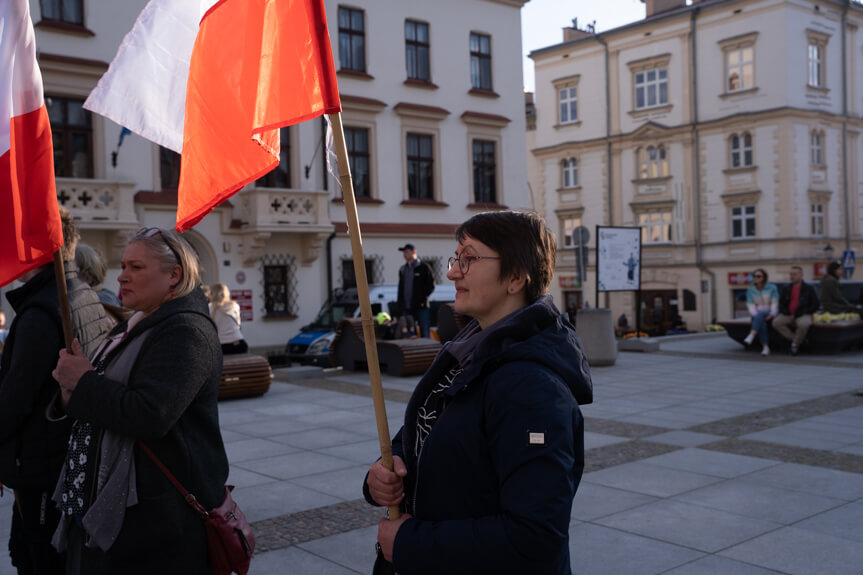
left=447, top=235, right=509, bottom=328
left=117, top=242, right=179, bottom=315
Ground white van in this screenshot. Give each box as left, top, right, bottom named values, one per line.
left=286, top=283, right=456, bottom=366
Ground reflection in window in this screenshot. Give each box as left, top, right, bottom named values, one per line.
left=338, top=7, right=365, bottom=72
left=469, top=33, right=492, bottom=90
left=638, top=145, right=669, bottom=179
left=638, top=211, right=672, bottom=244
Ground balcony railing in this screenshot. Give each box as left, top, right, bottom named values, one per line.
left=56, top=178, right=138, bottom=229
left=235, top=187, right=332, bottom=232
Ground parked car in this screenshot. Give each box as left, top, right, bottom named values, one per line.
left=286, top=284, right=456, bottom=366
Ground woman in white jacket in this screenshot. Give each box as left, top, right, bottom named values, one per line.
left=209, top=282, right=248, bottom=354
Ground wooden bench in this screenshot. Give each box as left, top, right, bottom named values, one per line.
left=436, top=303, right=472, bottom=344
left=329, top=318, right=442, bottom=376
left=718, top=318, right=863, bottom=354
left=219, top=353, right=273, bottom=399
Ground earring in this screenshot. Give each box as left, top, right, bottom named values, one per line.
left=170, top=287, right=175, bottom=299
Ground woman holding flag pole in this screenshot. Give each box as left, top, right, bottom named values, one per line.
left=364, top=211, right=593, bottom=574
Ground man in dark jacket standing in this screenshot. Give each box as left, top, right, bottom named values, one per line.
left=773, top=265, right=819, bottom=356
left=0, top=207, right=113, bottom=574
left=397, top=243, right=435, bottom=338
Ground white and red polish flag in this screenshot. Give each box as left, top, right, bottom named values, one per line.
left=85, top=0, right=341, bottom=232
left=0, top=0, right=62, bottom=287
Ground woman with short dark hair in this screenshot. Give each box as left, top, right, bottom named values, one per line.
left=365, top=211, right=593, bottom=574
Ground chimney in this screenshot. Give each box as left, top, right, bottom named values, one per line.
left=563, top=18, right=595, bottom=42
left=642, top=0, right=687, bottom=19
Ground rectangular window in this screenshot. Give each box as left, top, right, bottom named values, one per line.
left=159, top=147, right=181, bottom=190
left=407, top=133, right=434, bottom=200
left=729, top=132, right=753, bottom=169
left=256, top=128, right=291, bottom=188
left=40, top=0, right=83, bottom=25
left=811, top=203, right=825, bottom=237
left=264, top=265, right=289, bottom=315
left=559, top=86, right=577, bottom=124
left=634, top=67, right=668, bottom=109
left=344, top=127, right=370, bottom=198
left=46, top=95, right=92, bottom=178
left=638, top=211, right=672, bottom=244
left=726, top=46, right=754, bottom=92
left=405, top=20, right=430, bottom=81
left=341, top=258, right=375, bottom=290
left=470, top=33, right=492, bottom=90
left=472, top=140, right=496, bottom=204
left=562, top=216, right=583, bottom=248
left=562, top=158, right=578, bottom=188
left=810, top=131, right=823, bottom=166
left=808, top=43, right=823, bottom=88
left=338, top=7, right=365, bottom=72
left=731, top=205, right=756, bottom=239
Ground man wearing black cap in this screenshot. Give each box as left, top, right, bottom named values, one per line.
left=397, top=243, right=435, bottom=338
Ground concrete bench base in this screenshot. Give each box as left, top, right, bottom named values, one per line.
left=718, top=318, right=863, bottom=354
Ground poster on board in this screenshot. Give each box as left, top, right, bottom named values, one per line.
left=597, top=226, right=641, bottom=292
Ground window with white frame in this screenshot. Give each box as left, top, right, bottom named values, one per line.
left=638, top=211, right=672, bottom=244
left=562, top=158, right=578, bottom=188
left=730, top=205, right=756, bottom=239
left=638, top=145, right=669, bottom=179
left=719, top=33, right=757, bottom=94
left=811, top=203, right=825, bottom=237
left=559, top=85, right=578, bottom=124
left=628, top=54, right=671, bottom=112
left=562, top=216, right=584, bottom=248
left=810, top=130, right=824, bottom=166
left=635, top=68, right=668, bottom=110
left=729, top=132, right=753, bottom=168
left=806, top=30, right=829, bottom=89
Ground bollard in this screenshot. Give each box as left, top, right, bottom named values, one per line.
left=575, top=308, right=618, bottom=366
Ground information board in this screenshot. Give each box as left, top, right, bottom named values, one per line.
left=596, top=226, right=641, bottom=292
left=231, top=289, right=254, bottom=322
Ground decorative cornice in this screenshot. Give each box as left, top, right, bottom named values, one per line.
left=393, top=102, right=450, bottom=120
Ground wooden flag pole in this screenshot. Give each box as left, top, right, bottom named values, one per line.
left=328, top=112, right=400, bottom=522
left=52, top=251, right=74, bottom=350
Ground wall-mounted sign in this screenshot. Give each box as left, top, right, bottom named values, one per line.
left=231, top=289, right=253, bottom=322
left=559, top=276, right=581, bottom=289
left=727, top=272, right=752, bottom=286
left=814, top=263, right=827, bottom=279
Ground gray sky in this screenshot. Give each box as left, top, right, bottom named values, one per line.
left=521, top=0, right=647, bottom=92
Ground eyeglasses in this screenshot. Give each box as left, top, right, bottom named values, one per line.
left=753, top=274, right=764, bottom=279
left=447, top=254, right=500, bottom=275
left=141, top=227, right=181, bottom=264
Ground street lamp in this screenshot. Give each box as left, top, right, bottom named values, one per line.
left=824, top=243, right=835, bottom=262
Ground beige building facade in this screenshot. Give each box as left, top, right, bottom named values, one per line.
left=530, top=0, right=863, bottom=332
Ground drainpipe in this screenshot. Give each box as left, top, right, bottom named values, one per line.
left=690, top=6, right=717, bottom=323
left=596, top=33, right=612, bottom=308
left=842, top=2, right=850, bottom=252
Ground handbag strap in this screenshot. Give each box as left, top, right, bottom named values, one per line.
left=137, top=440, right=209, bottom=517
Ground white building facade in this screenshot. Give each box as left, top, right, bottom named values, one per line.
left=530, top=0, right=863, bottom=331
left=9, top=0, right=531, bottom=352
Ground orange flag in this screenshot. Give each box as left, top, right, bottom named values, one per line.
left=0, top=0, right=62, bottom=287
left=177, top=0, right=340, bottom=231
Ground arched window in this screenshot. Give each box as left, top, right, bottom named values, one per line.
left=729, top=132, right=753, bottom=168
left=562, top=158, right=578, bottom=188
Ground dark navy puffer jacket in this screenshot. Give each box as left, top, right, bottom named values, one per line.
left=377, top=295, right=593, bottom=575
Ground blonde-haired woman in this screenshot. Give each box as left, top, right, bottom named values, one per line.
left=52, top=227, right=228, bottom=574
left=210, top=282, right=248, bottom=355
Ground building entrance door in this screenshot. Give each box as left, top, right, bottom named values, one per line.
left=639, top=290, right=678, bottom=335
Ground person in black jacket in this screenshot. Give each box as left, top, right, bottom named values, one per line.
left=366, top=211, right=593, bottom=575
left=773, top=265, right=820, bottom=356
left=51, top=227, right=228, bottom=575
left=0, top=207, right=113, bottom=575
left=396, top=243, right=435, bottom=338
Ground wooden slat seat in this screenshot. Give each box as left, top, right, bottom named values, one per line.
left=329, top=318, right=442, bottom=376
left=219, top=353, right=273, bottom=399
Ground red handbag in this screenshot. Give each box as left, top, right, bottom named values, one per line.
left=138, top=442, right=255, bottom=575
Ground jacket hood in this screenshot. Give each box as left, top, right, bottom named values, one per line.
left=455, top=295, right=593, bottom=405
